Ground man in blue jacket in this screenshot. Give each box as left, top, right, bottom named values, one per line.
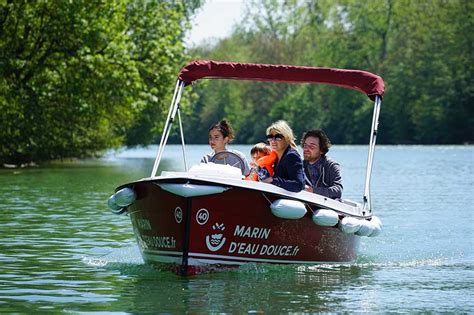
left=301, top=129, right=343, bottom=199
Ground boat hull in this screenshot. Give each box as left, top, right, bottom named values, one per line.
left=125, top=179, right=359, bottom=275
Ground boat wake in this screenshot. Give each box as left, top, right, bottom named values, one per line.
left=352, top=253, right=469, bottom=269
left=82, top=244, right=144, bottom=268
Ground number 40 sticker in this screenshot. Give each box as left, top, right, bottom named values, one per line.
left=196, top=208, right=209, bottom=225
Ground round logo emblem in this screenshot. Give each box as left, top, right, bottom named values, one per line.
left=196, top=208, right=209, bottom=225
left=174, top=207, right=183, bottom=223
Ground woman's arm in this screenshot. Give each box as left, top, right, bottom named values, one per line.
left=271, top=152, right=305, bottom=192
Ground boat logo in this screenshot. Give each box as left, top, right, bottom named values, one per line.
left=205, top=223, right=226, bottom=252
left=196, top=208, right=209, bottom=225
left=174, top=207, right=182, bottom=223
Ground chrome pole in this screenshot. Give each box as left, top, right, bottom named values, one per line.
left=177, top=106, right=188, bottom=171
left=150, top=80, right=185, bottom=177
left=363, top=96, right=382, bottom=213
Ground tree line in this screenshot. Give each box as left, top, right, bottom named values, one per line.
left=1, top=0, right=472, bottom=165
left=180, top=0, right=473, bottom=145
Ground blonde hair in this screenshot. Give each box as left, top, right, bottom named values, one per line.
left=266, top=120, right=297, bottom=148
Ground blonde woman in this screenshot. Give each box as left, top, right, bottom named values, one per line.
left=260, top=120, right=305, bottom=192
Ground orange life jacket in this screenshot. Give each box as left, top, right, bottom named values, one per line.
left=245, top=150, right=278, bottom=181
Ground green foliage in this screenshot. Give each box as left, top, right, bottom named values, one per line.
left=0, top=0, right=200, bottom=164
left=185, top=0, right=473, bottom=145
left=2, top=0, right=471, bottom=165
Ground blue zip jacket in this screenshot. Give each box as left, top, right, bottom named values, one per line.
left=303, top=155, right=343, bottom=199
left=271, top=146, right=305, bottom=192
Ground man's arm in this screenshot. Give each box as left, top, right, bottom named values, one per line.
left=313, top=161, right=343, bottom=198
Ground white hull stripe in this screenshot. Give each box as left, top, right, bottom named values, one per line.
left=142, top=249, right=342, bottom=265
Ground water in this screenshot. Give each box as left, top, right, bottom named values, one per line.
left=0, top=145, right=472, bottom=313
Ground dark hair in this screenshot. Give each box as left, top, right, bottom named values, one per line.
left=208, top=119, right=235, bottom=141
left=250, top=142, right=271, bottom=156
left=301, top=129, right=331, bottom=155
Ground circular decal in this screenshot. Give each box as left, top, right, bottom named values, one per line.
left=174, top=207, right=183, bottom=223
left=196, top=208, right=209, bottom=225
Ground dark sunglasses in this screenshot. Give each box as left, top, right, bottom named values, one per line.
left=266, top=133, right=284, bottom=141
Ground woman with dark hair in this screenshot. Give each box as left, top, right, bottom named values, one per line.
left=301, top=129, right=343, bottom=199
left=259, top=120, right=305, bottom=192
left=201, top=120, right=250, bottom=176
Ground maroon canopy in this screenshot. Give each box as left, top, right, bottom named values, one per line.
left=178, top=60, right=384, bottom=100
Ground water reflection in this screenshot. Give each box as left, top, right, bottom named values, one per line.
left=96, top=260, right=375, bottom=313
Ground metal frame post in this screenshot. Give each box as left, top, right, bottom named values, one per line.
left=177, top=107, right=188, bottom=171
left=150, top=80, right=185, bottom=177
left=363, top=96, right=382, bottom=213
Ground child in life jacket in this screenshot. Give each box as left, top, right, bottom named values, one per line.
left=245, top=143, right=277, bottom=181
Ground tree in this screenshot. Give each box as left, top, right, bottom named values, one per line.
left=185, top=0, right=473, bottom=145
left=0, top=0, right=201, bottom=165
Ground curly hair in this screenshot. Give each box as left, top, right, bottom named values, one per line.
left=301, top=129, right=332, bottom=155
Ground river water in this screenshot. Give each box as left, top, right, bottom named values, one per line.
left=0, top=145, right=472, bottom=313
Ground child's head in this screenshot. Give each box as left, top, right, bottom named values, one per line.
left=250, top=142, right=271, bottom=162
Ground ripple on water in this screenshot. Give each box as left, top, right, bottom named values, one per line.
left=0, top=146, right=472, bottom=313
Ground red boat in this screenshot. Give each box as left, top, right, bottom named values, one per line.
left=108, top=61, right=384, bottom=276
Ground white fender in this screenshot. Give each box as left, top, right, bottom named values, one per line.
left=158, top=183, right=228, bottom=197
left=270, top=199, right=307, bottom=219
left=355, top=219, right=375, bottom=236
left=368, top=215, right=382, bottom=237
left=111, top=187, right=136, bottom=207
left=108, top=187, right=136, bottom=214
left=107, top=195, right=123, bottom=211
left=312, top=209, right=339, bottom=227
left=340, top=217, right=362, bottom=234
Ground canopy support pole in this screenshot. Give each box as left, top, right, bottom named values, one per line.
left=150, top=80, right=185, bottom=177
left=177, top=104, right=188, bottom=171
left=363, top=96, right=382, bottom=213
